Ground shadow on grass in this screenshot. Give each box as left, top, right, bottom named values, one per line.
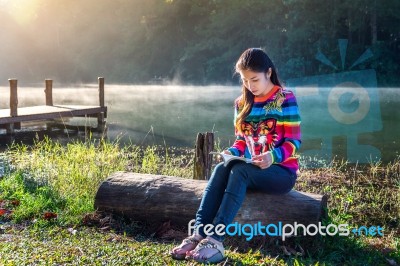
left=85, top=210, right=399, bottom=266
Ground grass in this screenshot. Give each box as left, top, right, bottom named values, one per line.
left=0, top=136, right=130, bottom=225
left=0, top=137, right=399, bottom=265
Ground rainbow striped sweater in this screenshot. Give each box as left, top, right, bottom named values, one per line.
left=227, top=86, right=301, bottom=174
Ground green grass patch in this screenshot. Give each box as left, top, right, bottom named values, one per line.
left=0, top=226, right=184, bottom=265
left=0, top=137, right=130, bottom=225
left=0, top=138, right=399, bottom=265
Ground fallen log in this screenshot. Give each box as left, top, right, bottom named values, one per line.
left=94, top=172, right=327, bottom=227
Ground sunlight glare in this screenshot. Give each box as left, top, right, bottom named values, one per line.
left=1, top=0, right=41, bottom=25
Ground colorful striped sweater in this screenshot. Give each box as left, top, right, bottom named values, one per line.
left=227, top=85, right=301, bottom=174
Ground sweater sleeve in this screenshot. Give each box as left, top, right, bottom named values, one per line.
left=270, top=92, right=301, bottom=163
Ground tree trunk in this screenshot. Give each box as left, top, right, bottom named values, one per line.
left=94, top=172, right=327, bottom=227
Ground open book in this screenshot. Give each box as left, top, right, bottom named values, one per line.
left=210, top=152, right=253, bottom=167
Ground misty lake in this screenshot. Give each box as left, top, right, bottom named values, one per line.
left=0, top=85, right=398, bottom=164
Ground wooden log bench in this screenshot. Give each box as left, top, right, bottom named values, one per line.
left=94, top=172, right=327, bottom=228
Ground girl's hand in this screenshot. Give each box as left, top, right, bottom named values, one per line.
left=222, top=150, right=232, bottom=155
left=251, top=152, right=273, bottom=169
left=216, top=150, right=232, bottom=162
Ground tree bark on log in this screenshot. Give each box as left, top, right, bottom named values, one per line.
left=95, top=172, right=327, bottom=227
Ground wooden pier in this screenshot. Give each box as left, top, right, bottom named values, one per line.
left=0, top=77, right=107, bottom=135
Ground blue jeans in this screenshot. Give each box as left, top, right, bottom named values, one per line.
left=193, top=161, right=297, bottom=242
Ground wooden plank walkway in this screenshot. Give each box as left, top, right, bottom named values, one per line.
left=1, top=78, right=106, bottom=134
left=0, top=105, right=107, bottom=124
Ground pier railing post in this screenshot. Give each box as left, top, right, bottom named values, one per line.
left=7, top=79, right=18, bottom=134
left=97, top=77, right=106, bottom=131
left=98, top=77, right=105, bottom=108
left=45, top=79, right=53, bottom=106
left=9, top=79, right=18, bottom=117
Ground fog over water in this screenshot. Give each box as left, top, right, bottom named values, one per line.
left=0, top=85, right=399, bottom=164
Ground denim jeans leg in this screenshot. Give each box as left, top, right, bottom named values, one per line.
left=246, top=165, right=297, bottom=194
left=211, top=162, right=296, bottom=241
left=210, top=162, right=250, bottom=241
left=193, top=162, right=235, bottom=237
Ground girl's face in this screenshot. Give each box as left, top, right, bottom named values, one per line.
left=239, top=68, right=273, bottom=97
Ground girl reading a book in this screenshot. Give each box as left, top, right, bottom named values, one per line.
left=171, top=48, right=301, bottom=263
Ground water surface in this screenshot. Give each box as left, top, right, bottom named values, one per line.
left=0, top=85, right=398, bottom=163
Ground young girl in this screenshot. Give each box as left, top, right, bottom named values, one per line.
left=171, top=48, right=301, bottom=263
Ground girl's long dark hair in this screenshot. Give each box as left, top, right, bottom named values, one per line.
left=235, top=48, right=282, bottom=133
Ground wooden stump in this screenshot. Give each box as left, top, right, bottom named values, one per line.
left=193, top=132, right=214, bottom=180
left=95, top=172, right=327, bottom=228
